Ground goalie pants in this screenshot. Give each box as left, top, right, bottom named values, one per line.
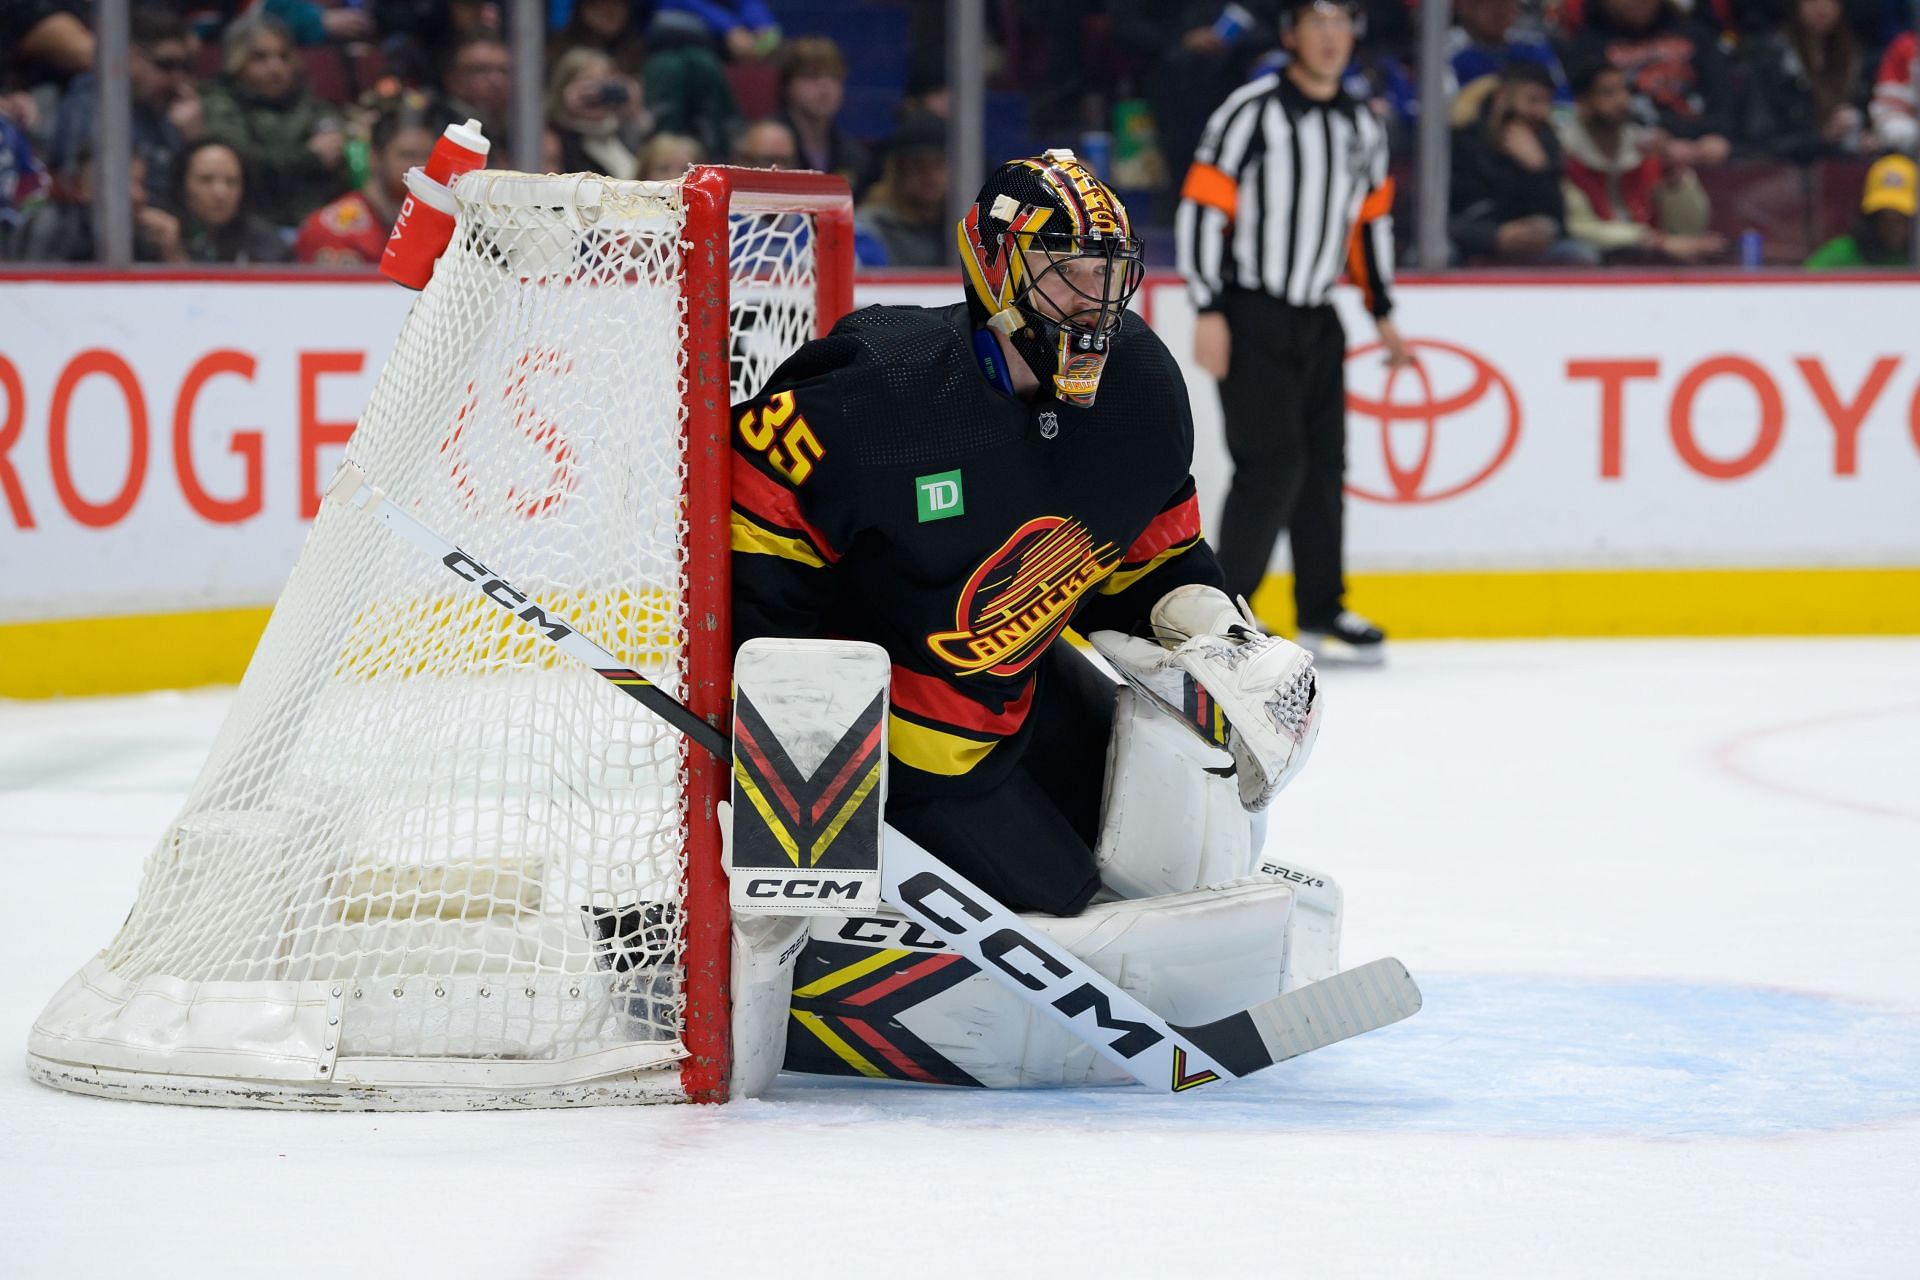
left=1211, top=292, right=1350, bottom=629
left=886, top=644, right=1115, bottom=918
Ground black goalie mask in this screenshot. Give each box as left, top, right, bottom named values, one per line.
left=957, top=150, right=1146, bottom=408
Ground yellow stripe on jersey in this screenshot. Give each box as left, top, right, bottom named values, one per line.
left=731, top=511, right=826, bottom=568
left=1100, top=540, right=1193, bottom=596
left=887, top=713, right=1001, bottom=777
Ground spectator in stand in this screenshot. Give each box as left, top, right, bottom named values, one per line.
left=1448, top=0, right=1571, bottom=101
left=653, top=0, right=781, bottom=62
left=549, top=0, right=649, bottom=79
left=854, top=110, right=947, bottom=268
left=1806, top=152, right=1916, bottom=265
left=638, top=131, right=705, bottom=180
left=262, top=0, right=377, bottom=47
left=1560, top=62, right=1725, bottom=260
left=1451, top=61, right=1602, bottom=263
left=378, top=0, right=502, bottom=88
left=1729, top=0, right=1887, bottom=48
left=642, top=9, right=744, bottom=158
left=154, top=137, right=291, bottom=262
left=899, top=46, right=950, bottom=121
left=546, top=48, right=649, bottom=179
left=731, top=117, right=797, bottom=168
left=775, top=37, right=866, bottom=190
left=1869, top=31, right=1916, bottom=153
left=0, top=0, right=94, bottom=83
left=296, top=99, right=439, bottom=263
left=1739, top=0, right=1871, bottom=160
left=50, top=7, right=202, bottom=205
left=1109, top=2, right=1283, bottom=221
left=440, top=33, right=513, bottom=145
left=202, top=14, right=349, bottom=229
left=1560, top=0, right=1735, bottom=166
left=14, top=148, right=169, bottom=261
left=1, top=101, right=49, bottom=252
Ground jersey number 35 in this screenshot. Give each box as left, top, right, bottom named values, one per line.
left=738, top=390, right=826, bottom=486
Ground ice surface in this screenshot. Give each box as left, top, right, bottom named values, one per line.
left=5, top=640, right=1918, bottom=1279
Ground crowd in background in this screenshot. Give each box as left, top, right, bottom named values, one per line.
left=1, top=0, right=1914, bottom=269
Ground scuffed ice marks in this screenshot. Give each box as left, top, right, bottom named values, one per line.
left=742, top=974, right=1920, bottom=1139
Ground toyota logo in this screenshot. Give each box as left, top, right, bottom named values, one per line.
left=1344, top=339, right=1521, bottom=504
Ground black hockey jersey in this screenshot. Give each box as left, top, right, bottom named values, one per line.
left=730, top=302, right=1225, bottom=800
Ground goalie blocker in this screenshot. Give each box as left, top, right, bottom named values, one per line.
left=725, top=637, right=1350, bottom=1092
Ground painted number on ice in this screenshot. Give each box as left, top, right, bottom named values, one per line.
left=738, top=390, right=825, bottom=486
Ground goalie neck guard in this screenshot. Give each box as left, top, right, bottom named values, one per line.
left=957, top=150, right=1145, bottom=408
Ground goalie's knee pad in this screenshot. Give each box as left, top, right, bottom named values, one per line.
left=784, top=877, right=1294, bottom=1088
left=1095, top=687, right=1251, bottom=898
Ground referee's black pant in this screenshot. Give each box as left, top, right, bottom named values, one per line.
left=1212, top=291, right=1350, bottom=630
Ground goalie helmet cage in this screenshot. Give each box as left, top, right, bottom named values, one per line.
left=26, top=167, right=855, bottom=1110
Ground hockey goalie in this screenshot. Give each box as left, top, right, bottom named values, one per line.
left=722, top=151, right=1360, bottom=1094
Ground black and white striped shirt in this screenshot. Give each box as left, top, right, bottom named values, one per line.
left=1175, top=72, right=1397, bottom=317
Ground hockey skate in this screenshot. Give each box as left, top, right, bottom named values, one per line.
left=1296, top=610, right=1387, bottom=666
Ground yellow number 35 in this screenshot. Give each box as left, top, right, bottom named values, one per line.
left=738, top=390, right=825, bottom=486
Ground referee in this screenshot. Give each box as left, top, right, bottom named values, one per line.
left=1176, top=0, right=1410, bottom=665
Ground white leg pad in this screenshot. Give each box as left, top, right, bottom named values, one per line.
left=789, top=877, right=1293, bottom=1088
left=1254, top=855, right=1344, bottom=989
left=727, top=913, right=810, bottom=1099
left=1096, top=688, right=1251, bottom=898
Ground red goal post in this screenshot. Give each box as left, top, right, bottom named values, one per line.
left=679, top=166, right=855, bottom=1102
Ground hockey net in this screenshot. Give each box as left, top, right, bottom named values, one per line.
left=27, top=168, right=854, bottom=1109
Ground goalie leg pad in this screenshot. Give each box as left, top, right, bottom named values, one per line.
left=784, top=878, right=1294, bottom=1088
left=728, top=913, right=811, bottom=1099
left=1095, top=687, right=1252, bottom=898
left=1255, top=855, right=1345, bottom=990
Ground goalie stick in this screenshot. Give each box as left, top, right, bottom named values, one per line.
left=328, top=462, right=1421, bottom=1093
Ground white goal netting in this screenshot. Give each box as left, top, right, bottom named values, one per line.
left=27, top=170, right=836, bottom=1109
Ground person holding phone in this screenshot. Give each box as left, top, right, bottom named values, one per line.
left=546, top=47, right=651, bottom=180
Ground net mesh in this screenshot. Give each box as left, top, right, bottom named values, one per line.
left=30, top=171, right=828, bottom=1103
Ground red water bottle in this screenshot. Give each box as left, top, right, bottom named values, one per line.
left=380, top=119, right=489, bottom=290
left=380, top=167, right=461, bottom=290
left=424, top=118, right=489, bottom=184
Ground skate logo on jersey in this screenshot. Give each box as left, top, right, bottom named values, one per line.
left=926, top=516, right=1118, bottom=676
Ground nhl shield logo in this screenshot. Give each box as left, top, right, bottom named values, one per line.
left=1037, top=410, right=1060, bottom=439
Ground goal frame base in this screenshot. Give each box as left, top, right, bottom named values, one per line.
left=25, top=1054, right=690, bottom=1111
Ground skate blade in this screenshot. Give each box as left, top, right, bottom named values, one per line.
left=1297, top=633, right=1386, bottom=667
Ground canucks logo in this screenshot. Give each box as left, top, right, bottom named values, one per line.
left=925, top=516, right=1118, bottom=676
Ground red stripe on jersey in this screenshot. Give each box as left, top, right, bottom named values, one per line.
left=891, top=666, right=1036, bottom=737
left=732, top=451, right=841, bottom=563
left=1122, top=493, right=1202, bottom=566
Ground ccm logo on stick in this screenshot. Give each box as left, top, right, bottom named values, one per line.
left=744, top=878, right=863, bottom=901
left=442, top=551, right=573, bottom=640
left=897, top=870, right=1165, bottom=1060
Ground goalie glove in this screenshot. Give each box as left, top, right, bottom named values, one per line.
left=1088, top=584, right=1321, bottom=811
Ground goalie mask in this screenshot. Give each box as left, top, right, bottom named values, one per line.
left=958, top=150, right=1145, bottom=408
